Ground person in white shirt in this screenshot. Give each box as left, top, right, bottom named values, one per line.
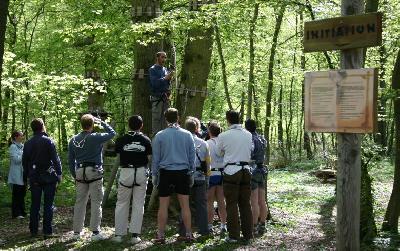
left=206, top=122, right=227, bottom=233
left=216, top=110, right=253, bottom=243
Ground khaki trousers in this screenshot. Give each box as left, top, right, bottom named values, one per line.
left=151, top=97, right=169, bottom=135
left=114, top=167, right=148, bottom=235
left=223, top=169, right=253, bottom=240
left=73, top=179, right=104, bottom=233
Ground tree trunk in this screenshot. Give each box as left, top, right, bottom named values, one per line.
left=246, top=2, right=259, bottom=119
left=214, top=23, right=233, bottom=111
left=86, top=69, right=105, bottom=113
left=299, top=11, right=313, bottom=160
left=0, top=0, right=10, bottom=121
left=387, top=100, right=394, bottom=155
left=360, top=157, right=377, bottom=243
left=11, top=90, right=15, bottom=132
left=61, top=119, right=68, bottom=151
left=264, top=5, right=285, bottom=165
left=175, top=27, right=213, bottom=120
left=359, top=0, right=378, bottom=243
left=286, top=13, right=298, bottom=160
left=278, top=84, right=285, bottom=158
left=240, top=89, right=245, bottom=123
left=131, top=0, right=163, bottom=136
left=336, top=1, right=363, bottom=250
left=382, top=48, right=400, bottom=233
left=376, top=44, right=387, bottom=147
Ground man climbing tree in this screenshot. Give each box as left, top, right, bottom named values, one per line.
left=149, top=51, right=174, bottom=136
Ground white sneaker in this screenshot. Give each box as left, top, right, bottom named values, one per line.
left=111, top=235, right=122, bottom=243
left=91, top=232, right=107, bottom=241
left=16, top=216, right=25, bottom=219
left=131, top=236, right=142, bottom=244
left=72, top=232, right=82, bottom=241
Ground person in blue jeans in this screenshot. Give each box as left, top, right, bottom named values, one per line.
left=22, top=118, right=62, bottom=238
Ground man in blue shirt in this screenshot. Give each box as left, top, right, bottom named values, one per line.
left=22, top=118, right=62, bottom=237
left=149, top=51, right=174, bottom=136
left=68, top=114, right=116, bottom=241
left=152, top=108, right=195, bottom=243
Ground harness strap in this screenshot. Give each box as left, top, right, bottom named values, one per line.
left=119, top=166, right=142, bottom=188
left=225, top=162, right=249, bottom=167
left=76, top=177, right=103, bottom=184
left=76, top=165, right=103, bottom=184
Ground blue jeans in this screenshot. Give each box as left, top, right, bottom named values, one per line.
left=29, top=182, right=56, bottom=235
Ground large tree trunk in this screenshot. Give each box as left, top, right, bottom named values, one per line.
left=359, top=0, right=378, bottom=243
left=336, top=1, right=363, bottom=250
left=86, top=69, right=105, bottom=113
left=246, top=2, right=259, bottom=120
left=264, top=5, right=285, bottom=165
left=131, top=0, right=165, bottom=211
left=131, top=0, right=163, bottom=136
left=0, top=0, right=10, bottom=121
left=382, top=49, right=400, bottom=233
left=175, top=27, right=213, bottom=120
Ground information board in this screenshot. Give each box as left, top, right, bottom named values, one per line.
left=305, top=68, right=377, bottom=133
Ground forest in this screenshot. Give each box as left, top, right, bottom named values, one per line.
left=1, top=0, right=400, bottom=250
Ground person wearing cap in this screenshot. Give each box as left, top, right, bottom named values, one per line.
left=68, top=114, right=116, bottom=241
left=216, top=110, right=253, bottom=243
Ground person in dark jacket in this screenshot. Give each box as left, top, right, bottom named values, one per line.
left=22, top=118, right=62, bottom=237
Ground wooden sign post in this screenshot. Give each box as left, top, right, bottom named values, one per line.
left=303, top=2, right=382, bottom=250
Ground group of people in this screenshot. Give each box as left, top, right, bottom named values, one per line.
left=147, top=108, right=269, bottom=244
left=5, top=50, right=268, bottom=245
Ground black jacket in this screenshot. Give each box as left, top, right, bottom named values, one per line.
left=22, top=132, right=62, bottom=183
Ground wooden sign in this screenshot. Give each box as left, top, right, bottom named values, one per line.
left=304, top=12, right=382, bottom=52
left=305, top=68, right=377, bottom=133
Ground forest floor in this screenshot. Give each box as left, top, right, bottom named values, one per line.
left=0, top=159, right=397, bottom=250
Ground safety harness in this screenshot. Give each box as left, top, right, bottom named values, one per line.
left=223, top=162, right=250, bottom=185
left=75, top=162, right=103, bottom=184
left=119, top=165, right=144, bottom=188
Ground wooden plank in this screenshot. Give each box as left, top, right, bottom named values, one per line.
left=303, top=12, right=382, bottom=52
left=305, top=68, right=377, bottom=133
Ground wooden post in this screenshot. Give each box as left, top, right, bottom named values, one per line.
left=337, top=0, right=364, bottom=250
